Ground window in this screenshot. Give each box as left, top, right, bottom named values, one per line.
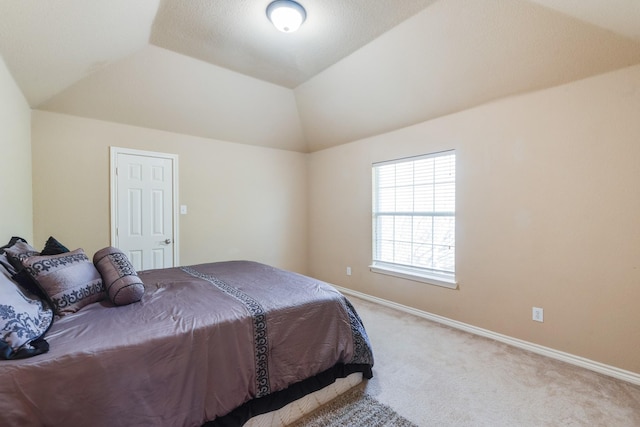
left=371, top=150, right=456, bottom=288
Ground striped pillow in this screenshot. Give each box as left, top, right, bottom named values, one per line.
left=93, top=247, right=144, bottom=306
left=23, top=249, right=104, bottom=316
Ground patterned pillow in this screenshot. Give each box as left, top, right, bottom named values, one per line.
left=4, top=241, right=46, bottom=298
left=0, top=270, right=53, bottom=359
left=93, top=247, right=144, bottom=306
left=23, top=249, right=105, bottom=316
left=4, top=241, right=40, bottom=271
left=0, top=254, right=16, bottom=276
left=0, top=236, right=27, bottom=254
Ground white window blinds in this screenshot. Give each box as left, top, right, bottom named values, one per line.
left=372, top=150, right=456, bottom=286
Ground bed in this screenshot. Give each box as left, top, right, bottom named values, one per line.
left=0, top=240, right=374, bottom=427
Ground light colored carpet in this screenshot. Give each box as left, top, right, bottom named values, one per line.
left=348, top=296, right=640, bottom=427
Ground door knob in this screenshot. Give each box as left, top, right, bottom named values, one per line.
left=164, top=239, right=172, bottom=244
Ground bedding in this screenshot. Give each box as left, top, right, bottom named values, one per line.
left=40, top=236, right=70, bottom=256
left=4, top=240, right=40, bottom=270
left=0, top=260, right=373, bottom=427
left=93, top=246, right=144, bottom=306
left=0, top=268, right=53, bottom=359
left=3, top=236, right=70, bottom=299
left=22, top=249, right=105, bottom=316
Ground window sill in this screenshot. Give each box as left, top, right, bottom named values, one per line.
left=369, top=264, right=458, bottom=290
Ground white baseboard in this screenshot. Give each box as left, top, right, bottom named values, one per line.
left=335, top=285, right=640, bottom=387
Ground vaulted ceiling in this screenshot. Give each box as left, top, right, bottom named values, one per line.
left=1, top=0, right=640, bottom=152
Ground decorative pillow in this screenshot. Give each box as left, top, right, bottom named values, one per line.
left=23, top=249, right=105, bottom=316
left=4, top=241, right=40, bottom=271
left=4, top=240, right=46, bottom=298
left=0, top=253, right=16, bottom=276
left=40, top=236, right=70, bottom=256
left=0, top=270, right=53, bottom=359
left=0, top=237, right=25, bottom=275
left=93, top=247, right=144, bottom=306
left=0, top=236, right=27, bottom=254
left=11, top=269, right=46, bottom=299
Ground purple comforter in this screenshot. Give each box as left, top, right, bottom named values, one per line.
left=0, top=261, right=373, bottom=427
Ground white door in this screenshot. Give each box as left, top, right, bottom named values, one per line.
left=110, top=148, right=178, bottom=271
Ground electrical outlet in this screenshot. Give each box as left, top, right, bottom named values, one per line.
left=532, top=307, right=544, bottom=322
left=346, top=266, right=352, bottom=276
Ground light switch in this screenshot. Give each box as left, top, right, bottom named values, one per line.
left=180, top=205, right=188, bottom=215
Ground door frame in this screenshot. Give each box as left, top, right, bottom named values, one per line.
left=109, top=146, right=180, bottom=267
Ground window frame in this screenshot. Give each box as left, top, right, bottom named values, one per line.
left=370, top=150, right=457, bottom=289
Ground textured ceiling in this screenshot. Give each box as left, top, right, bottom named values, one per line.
left=528, top=0, right=640, bottom=42
left=1, top=0, right=640, bottom=152
left=150, top=0, right=438, bottom=88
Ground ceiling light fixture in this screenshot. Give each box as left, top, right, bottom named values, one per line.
left=266, top=0, right=306, bottom=33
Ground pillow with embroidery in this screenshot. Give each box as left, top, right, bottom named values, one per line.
left=5, top=238, right=71, bottom=299
left=93, top=247, right=144, bottom=306
left=0, top=270, right=53, bottom=359
left=23, top=249, right=105, bottom=316
left=0, top=236, right=27, bottom=254
left=0, top=254, right=15, bottom=276
left=4, top=241, right=40, bottom=271
left=0, top=237, right=28, bottom=275
left=4, top=240, right=46, bottom=298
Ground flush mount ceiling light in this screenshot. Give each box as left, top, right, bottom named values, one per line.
left=266, top=0, right=306, bottom=33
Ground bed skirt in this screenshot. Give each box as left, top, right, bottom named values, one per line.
left=207, top=363, right=373, bottom=427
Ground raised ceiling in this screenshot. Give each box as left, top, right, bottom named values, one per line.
left=0, top=0, right=437, bottom=106
left=150, top=0, right=438, bottom=89
left=1, top=0, right=640, bottom=152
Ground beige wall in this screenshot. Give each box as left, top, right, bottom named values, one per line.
left=31, top=111, right=308, bottom=274
left=15, top=56, right=640, bottom=375
left=308, top=64, right=640, bottom=374
left=0, top=55, right=32, bottom=243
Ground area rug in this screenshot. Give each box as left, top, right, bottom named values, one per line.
left=289, top=385, right=418, bottom=427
